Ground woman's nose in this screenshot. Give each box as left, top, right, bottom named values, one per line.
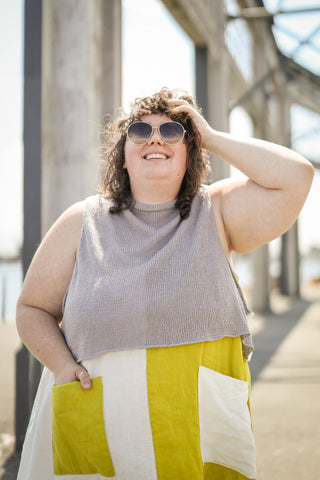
left=147, top=126, right=164, bottom=145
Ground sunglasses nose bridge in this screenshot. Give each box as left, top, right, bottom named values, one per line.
left=147, top=125, right=164, bottom=145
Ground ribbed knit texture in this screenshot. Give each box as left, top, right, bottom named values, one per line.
left=61, top=188, right=253, bottom=362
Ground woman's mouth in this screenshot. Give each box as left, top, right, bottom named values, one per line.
left=144, top=153, right=169, bottom=161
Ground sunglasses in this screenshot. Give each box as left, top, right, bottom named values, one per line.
left=127, top=121, right=186, bottom=145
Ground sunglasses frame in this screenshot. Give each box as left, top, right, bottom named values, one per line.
left=127, top=121, right=186, bottom=145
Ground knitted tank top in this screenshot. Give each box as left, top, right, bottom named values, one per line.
left=61, top=187, right=253, bottom=362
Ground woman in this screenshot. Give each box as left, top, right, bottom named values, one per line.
left=16, top=88, right=313, bottom=479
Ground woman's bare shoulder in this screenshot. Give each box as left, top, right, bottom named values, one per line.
left=45, top=200, right=85, bottom=247
left=18, top=200, right=86, bottom=316
left=57, top=200, right=85, bottom=226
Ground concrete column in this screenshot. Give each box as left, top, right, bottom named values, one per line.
left=250, top=23, right=270, bottom=312
left=16, top=0, right=122, bottom=450
left=16, top=0, right=43, bottom=452
left=281, top=222, right=300, bottom=297
left=251, top=244, right=270, bottom=312
left=195, top=46, right=208, bottom=120
left=22, top=0, right=42, bottom=275
left=206, top=0, right=229, bottom=181
left=42, top=0, right=122, bottom=233
left=277, top=92, right=300, bottom=297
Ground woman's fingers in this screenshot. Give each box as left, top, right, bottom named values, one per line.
left=168, top=98, right=196, bottom=117
left=168, top=99, right=212, bottom=149
left=76, top=367, right=92, bottom=390
left=54, top=365, right=92, bottom=389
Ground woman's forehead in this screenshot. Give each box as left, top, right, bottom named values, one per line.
left=139, top=113, right=171, bottom=125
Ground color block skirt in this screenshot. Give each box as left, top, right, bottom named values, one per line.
left=17, top=337, right=256, bottom=479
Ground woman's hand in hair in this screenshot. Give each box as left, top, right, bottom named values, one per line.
left=168, top=99, right=213, bottom=150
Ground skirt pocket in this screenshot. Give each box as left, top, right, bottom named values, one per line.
left=51, top=376, right=115, bottom=477
left=198, top=366, right=256, bottom=479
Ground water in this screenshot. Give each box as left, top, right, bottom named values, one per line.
left=233, top=255, right=320, bottom=290
left=0, top=261, right=22, bottom=323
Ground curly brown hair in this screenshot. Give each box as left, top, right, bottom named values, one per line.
left=100, top=88, right=211, bottom=220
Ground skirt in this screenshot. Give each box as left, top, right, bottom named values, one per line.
left=17, top=336, right=256, bottom=480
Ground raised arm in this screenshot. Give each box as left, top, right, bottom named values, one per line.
left=16, top=202, right=92, bottom=389
left=170, top=99, right=314, bottom=255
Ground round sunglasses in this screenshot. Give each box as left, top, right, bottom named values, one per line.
left=127, top=121, right=186, bottom=145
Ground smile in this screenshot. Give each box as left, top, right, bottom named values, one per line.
left=144, top=153, right=169, bottom=160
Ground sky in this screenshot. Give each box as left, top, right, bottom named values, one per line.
left=0, top=0, right=23, bottom=256
left=0, top=0, right=319, bottom=257
left=122, top=0, right=194, bottom=110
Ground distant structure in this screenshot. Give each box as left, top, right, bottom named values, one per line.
left=19, top=0, right=320, bottom=451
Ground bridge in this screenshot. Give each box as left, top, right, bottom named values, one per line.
left=11, top=0, right=320, bottom=466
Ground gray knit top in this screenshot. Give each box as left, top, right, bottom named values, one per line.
left=61, top=187, right=254, bottom=362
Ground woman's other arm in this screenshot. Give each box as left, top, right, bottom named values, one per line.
left=206, top=131, right=314, bottom=254
left=170, top=99, right=314, bottom=255
left=16, top=201, right=92, bottom=389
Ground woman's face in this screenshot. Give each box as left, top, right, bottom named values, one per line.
left=124, top=113, right=187, bottom=200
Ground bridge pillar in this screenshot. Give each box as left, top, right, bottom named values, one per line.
left=42, top=0, right=122, bottom=232
left=250, top=21, right=270, bottom=312
left=17, top=0, right=122, bottom=450
left=277, top=92, right=300, bottom=297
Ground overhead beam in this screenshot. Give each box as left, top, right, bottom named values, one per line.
left=276, top=6, right=320, bottom=15
left=291, top=23, right=320, bottom=57
left=228, top=7, right=271, bottom=19
left=229, top=62, right=281, bottom=111
left=161, top=0, right=219, bottom=59
left=229, top=52, right=320, bottom=116
left=275, top=24, right=320, bottom=56
left=228, top=6, right=320, bottom=20
left=287, top=81, right=320, bottom=116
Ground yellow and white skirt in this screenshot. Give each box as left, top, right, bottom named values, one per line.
left=17, top=336, right=256, bottom=479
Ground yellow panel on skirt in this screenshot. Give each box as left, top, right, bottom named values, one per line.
left=52, top=377, right=115, bottom=476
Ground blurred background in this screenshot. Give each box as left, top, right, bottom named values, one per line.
left=1, top=0, right=320, bottom=320
left=0, top=0, right=319, bottom=478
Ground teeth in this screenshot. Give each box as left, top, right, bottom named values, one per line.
left=145, top=154, right=167, bottom=160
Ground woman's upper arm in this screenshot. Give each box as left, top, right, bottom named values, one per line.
left=209, top=170, right=313, bottom=255
left=17, top=201, right=85, bottom=319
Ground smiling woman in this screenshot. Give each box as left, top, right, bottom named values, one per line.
left=123, top=114, right=188, bottom=203
left=101, top=88, right=210, bottom=219
left=16, top=87, right=313, bottom=479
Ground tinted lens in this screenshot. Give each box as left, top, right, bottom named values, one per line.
left=159, top=122, right=185, bottom=144
left=127, top=122, right=152, bottom=144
